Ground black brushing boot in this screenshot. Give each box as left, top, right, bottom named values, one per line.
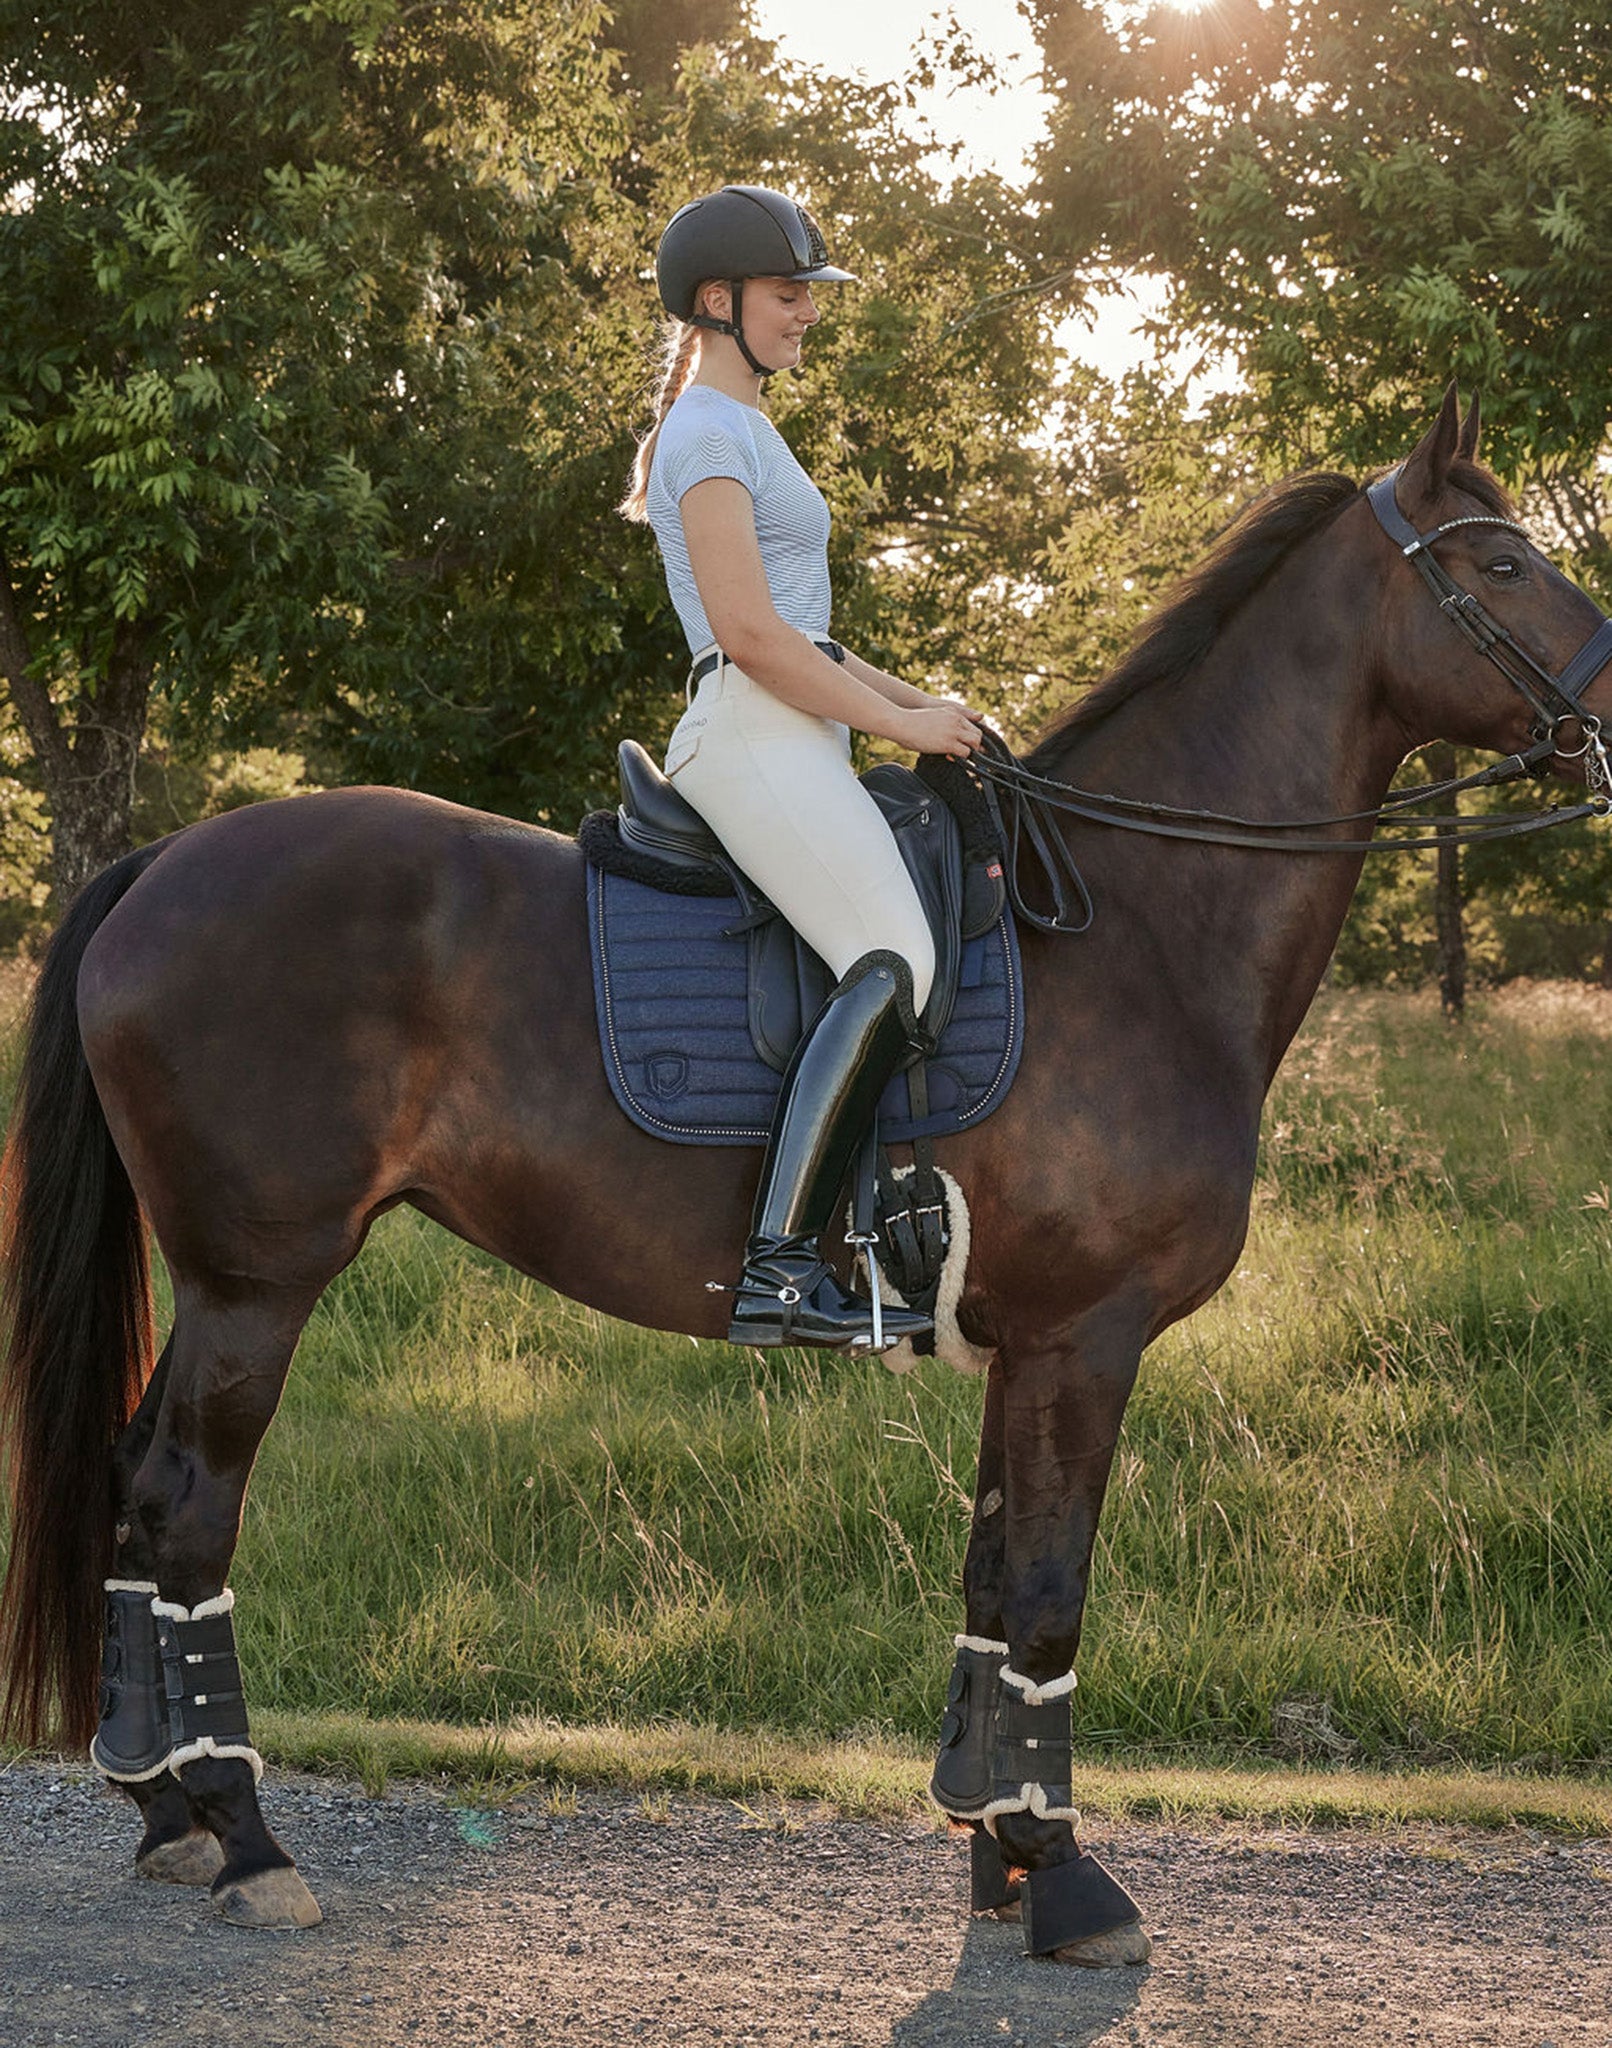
left=724, top=950, right=936, bottom=1352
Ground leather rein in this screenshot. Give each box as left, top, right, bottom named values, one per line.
left=966, top=465, right=1612, bottom=934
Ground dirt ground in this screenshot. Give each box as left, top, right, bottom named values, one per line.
left=1, top=1759, right=1608, bottom=2048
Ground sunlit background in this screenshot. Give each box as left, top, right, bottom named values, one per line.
left=754, top=0, right=1046, bottom=180
left=752, top=0, right=1171, bottom=381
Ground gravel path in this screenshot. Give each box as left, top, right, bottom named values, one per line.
left=2, top=1760, right=1608, bottom=2047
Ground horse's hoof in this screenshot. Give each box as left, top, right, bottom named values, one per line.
left=137, top=1830, right=225, bottom=1887
left=214, top=1866, right=323, bottom=1928
left=1050, top=1918, right=1151, bottom=1968
left=986, top=1899, right=1022, bottom=1924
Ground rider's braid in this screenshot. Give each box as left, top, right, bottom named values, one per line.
left=619, top=310, right=704, bottom=524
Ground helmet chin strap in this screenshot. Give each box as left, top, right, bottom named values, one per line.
left=690, top=279, right=776, bottom=380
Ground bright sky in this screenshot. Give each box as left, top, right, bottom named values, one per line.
left=753, top=0, right=1047, bottom=183
left=751, top=0, right=1166, bottom=381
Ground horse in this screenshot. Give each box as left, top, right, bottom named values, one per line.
left=3, top=388, right=1610, bottom=1955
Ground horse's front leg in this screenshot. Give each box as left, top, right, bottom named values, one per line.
left=931, top=1315, right=1151, bottom=1967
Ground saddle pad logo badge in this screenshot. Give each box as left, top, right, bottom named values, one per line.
left=644, top=1053, right=690, bottom=1100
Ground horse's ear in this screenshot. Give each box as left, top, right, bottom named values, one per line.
left=1399, top=381, right=1463, bottom=509
left=1457, top=391, right=1482, bottom=462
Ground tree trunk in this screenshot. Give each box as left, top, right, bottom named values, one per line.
left=51, top=623, right=153, bottom=902
left=1600, top=922, right=1612, bottom=990
left=1425, top=742, right=1466, bottom=1020
left=0, top=560, right=152, bottom=908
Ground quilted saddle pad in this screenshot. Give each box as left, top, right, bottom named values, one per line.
left=587, top=867, right=1024, bottom=1147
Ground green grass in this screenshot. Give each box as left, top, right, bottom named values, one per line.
left=3, top=970, right=1612, bottom=1800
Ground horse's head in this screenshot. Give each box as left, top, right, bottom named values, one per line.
left=1367, top=384, right=1612, bottom=782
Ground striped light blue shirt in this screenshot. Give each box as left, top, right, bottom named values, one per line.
left=647, top=385, right=832, bottom=657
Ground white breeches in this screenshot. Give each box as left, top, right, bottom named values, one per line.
left=665, top=653, right=936, bottom=1012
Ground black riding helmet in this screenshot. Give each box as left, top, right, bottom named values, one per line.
left=655, top=184, right=856, bottom=377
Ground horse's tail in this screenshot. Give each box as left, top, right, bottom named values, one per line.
left=1, top=844, right=167, bottom=1749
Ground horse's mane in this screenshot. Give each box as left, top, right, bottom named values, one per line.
left=1025, top=458, right=1516, bottom=767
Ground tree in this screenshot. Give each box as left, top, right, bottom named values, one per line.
left=2, top=0, right=1086, bottom=909
left=1028, top=0, right=1612, bottom=985
left=0, top=0, right=628, bottom=897
left=1029, top=0, right=1612, bottom=481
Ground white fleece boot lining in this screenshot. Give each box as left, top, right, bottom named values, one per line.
left=856, top=1167, right=996, bottom=1376
left=953, top=1632, right=1010, bottom=1656
left=979, top=1663, right=1081, bottom=1835
left=997, top=1663, right=1078, bottom=1709
left=150, top=1588, right=234, bottom=1622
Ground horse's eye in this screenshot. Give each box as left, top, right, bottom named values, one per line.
left=1484, top=556, right=1523, bottom=583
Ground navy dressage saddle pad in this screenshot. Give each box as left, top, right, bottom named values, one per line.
left=586, top=866, right=1024, bottom=1147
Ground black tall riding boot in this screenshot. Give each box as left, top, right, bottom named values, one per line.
left=725, top=950, right=936, bottom=1352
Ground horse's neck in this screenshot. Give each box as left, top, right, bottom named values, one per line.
left=1061, top=573, right=1399, bottom=820
left=1039, top=552, right=1405, bottom=1078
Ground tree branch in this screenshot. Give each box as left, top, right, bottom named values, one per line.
left=939, top=267, right=1086, bottom=338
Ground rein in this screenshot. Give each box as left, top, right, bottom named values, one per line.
left=969, top=469, right=1612, bottom=935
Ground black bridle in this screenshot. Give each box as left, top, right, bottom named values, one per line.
left=1364, top=466, right=1612, bottom=770
left=964, top=465, right=1612, bottom=934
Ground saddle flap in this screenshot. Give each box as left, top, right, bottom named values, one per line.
left=860, top=762, right=965, bottom=1040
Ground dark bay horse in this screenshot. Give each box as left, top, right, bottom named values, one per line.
left=4, top=390, right=1610, bottom=1950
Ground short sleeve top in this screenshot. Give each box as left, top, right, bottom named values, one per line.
left=647, top=385, right=832, bottom=656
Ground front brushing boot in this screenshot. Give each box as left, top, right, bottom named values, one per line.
left=725, top=950, right=936, bottom=1352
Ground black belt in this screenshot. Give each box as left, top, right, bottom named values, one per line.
left=690, top=639, right=845, bottom=686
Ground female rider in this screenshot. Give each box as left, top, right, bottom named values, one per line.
left=621, top=183, right=984, bottom=1353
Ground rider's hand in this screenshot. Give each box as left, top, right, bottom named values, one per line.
left=894, top=699, right=985, bottom=760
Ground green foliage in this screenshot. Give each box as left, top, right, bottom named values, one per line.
left=0, top=703, right=49, bottom=945
left=1031, top=0, right=1612, bottom=476
left=2, top=0, right=1082, bottom=880
left=0, top=0, right=670, bottom=842
left=1029, top=0, right=1612, bottom=977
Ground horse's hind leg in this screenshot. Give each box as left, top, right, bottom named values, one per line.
left=107, top=1280, right=325, bottom=1928
left=99, top=1337, right=225, bottom=1886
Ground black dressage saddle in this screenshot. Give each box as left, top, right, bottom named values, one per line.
left=592, top=739, right=1007, bottom=1070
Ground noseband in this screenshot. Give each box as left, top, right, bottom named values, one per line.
left=1365, top=465, right=1612, bottom=793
